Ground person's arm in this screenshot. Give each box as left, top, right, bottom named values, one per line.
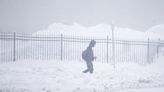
left=94, top=56, right=97, bottom=60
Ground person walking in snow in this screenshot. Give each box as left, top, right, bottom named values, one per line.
left=82, top=40, right=96, bottom=74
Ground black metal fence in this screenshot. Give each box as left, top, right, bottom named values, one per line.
left=0, top=33, right=163, bottom=64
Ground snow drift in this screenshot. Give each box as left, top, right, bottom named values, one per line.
left=34, top=22, right=164, bottom=41
left=146, top=24, right=164, bottom=40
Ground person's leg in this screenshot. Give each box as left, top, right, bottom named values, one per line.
left=89, top=62, right=94, bottom=73
left=83, top=61, right=90, bottom=73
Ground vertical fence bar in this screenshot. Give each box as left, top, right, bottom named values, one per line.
left=13, top=32, right=16, bottom=62
left=157, top=38, right=160, bottom=58
left=0, top=32, right=2, bottom=63
left=107, top=36, right=109, bottom=63
left=112, top=24, right=115, bottom=68
left=61, top=34, right=63, bottom=61
left=147, top=38, right=150, bottom=64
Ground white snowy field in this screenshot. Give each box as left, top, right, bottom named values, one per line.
left=0, top=55, right=164, bottom=92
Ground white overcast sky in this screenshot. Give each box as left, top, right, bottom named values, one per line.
left=0, top=0, right=164, bottom=33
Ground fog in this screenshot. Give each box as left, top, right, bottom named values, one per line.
left=0, top=0, right=164, bottom=33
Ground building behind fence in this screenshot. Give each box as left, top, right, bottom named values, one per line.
left=0, top=33, right=163, bottom=65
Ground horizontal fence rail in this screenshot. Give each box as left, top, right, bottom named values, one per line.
left=0, top=33, right=163, bottom=65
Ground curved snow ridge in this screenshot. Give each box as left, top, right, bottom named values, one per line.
left=146, top=24, right=164, bottom=40
left=147, top=24, right=164, bottom=34
left=33, top=22, right=163, bottom=41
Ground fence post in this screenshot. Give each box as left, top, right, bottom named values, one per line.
left=112, top=24, right=115, bottom=68
left=147, top=38, right=150, bottom=64
left=13, top=32, right=16, bottom=62
left=61, top=34, right=63, bottom=61
left=157, top=38, right=160, bottom=58
left=107, top=36, right=109, bottom=63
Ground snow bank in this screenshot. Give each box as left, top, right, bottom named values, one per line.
left=146, top=24, right=164, bottom=40
left=34, top=22, right=163, bottom=41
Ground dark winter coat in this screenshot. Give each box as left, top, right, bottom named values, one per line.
left=82, top=46, right=94, bottom=62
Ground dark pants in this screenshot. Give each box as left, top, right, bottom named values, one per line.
left=83, top=61, right=93, bottom=73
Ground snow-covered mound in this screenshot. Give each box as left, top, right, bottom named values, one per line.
left=34, top=22, right=163, bottom=41
left=146, top=24, right=164, bottom=40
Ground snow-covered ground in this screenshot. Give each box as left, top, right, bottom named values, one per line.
left=0, top=55, right=164, bottom=92
left=117, top=87, right=164, bottom=92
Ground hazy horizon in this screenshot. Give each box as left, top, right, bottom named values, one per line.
left=0, top=0, right=164, bottom=34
